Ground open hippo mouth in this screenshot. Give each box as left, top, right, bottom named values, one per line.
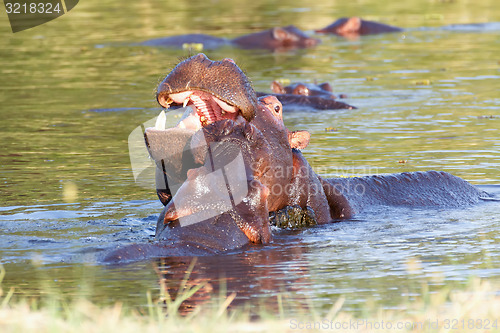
left=145, top=53, right=261, bottom=208
left=156, top=53, right=259, bottom=129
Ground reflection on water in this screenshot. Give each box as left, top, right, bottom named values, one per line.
left=0, top=0, right=499, bottom=314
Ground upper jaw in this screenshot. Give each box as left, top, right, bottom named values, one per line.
left=157, top=90, right=242, bottom=130
left=155, top=53, right=258, bottom=123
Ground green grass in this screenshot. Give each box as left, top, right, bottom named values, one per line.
left=1, top=264, right=499, bottom=333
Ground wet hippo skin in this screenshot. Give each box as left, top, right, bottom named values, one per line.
left=102, top=54, right=490, bottom=263
left=102, top=97, right=304, bottom=262
left=141, top=25, right=320, bottom=51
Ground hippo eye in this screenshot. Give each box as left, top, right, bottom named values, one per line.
left=274, top=104, right=281, bottom=113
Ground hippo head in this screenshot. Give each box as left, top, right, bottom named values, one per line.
left=271, top=81, right=335, bottom=99
left=315, top=17, right=402, bottom=38
left=158, top=120, right=274, bottom=244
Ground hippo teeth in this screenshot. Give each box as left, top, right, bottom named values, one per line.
left=155, top=110, right=167, bottom=130
left=168, top=91, right=240, bottom=127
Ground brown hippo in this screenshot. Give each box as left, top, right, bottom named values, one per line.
left=152, top=55, right=489, bottom=222
left=141, top=25, right=320, bottom=51
left=255, top=92, right=355, bottom=110
left=151, top=53, right=489, bottom=224
left=102, top=53, right=490, bottom=263
left=316, top=17, right=403, bottom=38
left=103, top=122, right=275, bottom=263
left=258, top=80, right=354, bottom=110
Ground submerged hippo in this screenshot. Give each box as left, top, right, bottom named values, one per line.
left=258, top=80, right=355, bottom=110
left=253, top=80, right=354, bottom=111
left=316, top=17, right=403, bottom=37
left=141, top=25, right=320, bottom=51
left=270, top=81, right=337, bottom=98
left=103, top=54, right=490, bottom=262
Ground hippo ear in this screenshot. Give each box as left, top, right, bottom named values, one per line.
left=288, top=130, right=311, bottom=150
left=341, top=17, right=362, bottom=33
left=271, top=80, right=286, bottom=94
left=272, top=27, right=290, bottom=41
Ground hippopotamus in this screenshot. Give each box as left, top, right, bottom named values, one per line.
left=141, top=25, right=320, bottom=51
left=255, top=80, right=355, bottom=111
left=270, top=81, right=338, bottom=98
left=103, top=53, right=491, bottom=262
left=254, top=85, right=353, bottom=111
left=316, top=17, right=403, bottom=37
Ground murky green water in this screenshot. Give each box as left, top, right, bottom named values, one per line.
left=1, top=0, right=499, bottom=314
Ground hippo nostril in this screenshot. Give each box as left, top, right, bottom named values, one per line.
left=157, top=94, right=173, bottom=109
left=223, top=58, right=235, bottom=64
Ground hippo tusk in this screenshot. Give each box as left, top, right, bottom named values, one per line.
left=213, top=96, right=238, bottom=113
left=155, top=110, right=166, bottom=130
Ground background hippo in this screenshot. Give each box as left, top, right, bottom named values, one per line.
left=148, top=54, right=490, bottom=233
left=259, top=80, right=354, bottom=110
left=141, top=25, right=320, bottom=51
left=271, top=81, right=338, bottom=99
left=316, top=17, right=403, bottom=37
left=102, top=122, right=271, bottom=263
